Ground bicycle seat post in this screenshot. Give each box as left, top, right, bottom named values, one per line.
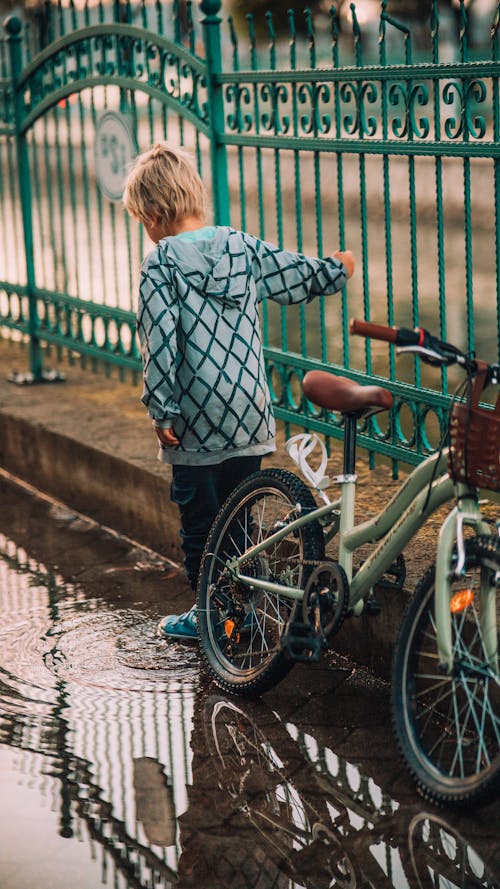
left=336, top=412, right=359, bottom=589
left=342, top=412, right=358, bottom=476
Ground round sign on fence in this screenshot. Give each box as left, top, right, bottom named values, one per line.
left=94, top=111, right=137, bottom=202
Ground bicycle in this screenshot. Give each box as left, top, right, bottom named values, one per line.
left=196, top=319, right=500, bottom=808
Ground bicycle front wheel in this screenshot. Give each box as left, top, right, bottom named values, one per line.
left=392, top=535, right=500, bottom=808
left=197, top=469, right=325, bottom=697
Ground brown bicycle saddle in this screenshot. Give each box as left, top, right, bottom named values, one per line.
left=302, top=371, right=393, bottom=416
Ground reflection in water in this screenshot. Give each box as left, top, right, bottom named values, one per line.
left=185, top=697, right=499, bottom=889
left=0, top=532, right=498, bottom=889
left=0, top=533, right=195, bottom=887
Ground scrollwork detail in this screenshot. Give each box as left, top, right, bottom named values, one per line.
left=443, top=77, right=487, bottom=141
left=388, top=81, right=408, bottom=138
left=389, top=81, right=430, bottom=139
left=359, top=82, right=378, bottom=137
left=464, top=78, right=487, bottom=139
left=259, top=82, right=290, bottom=135
left=339, top=81, right=378, bottom=137
left=340, top=81, right=358, bottom=135
left=442, top=80, right=464, bottom=139
left=225, top=83, right=253, bottom=133
left=297, top=81, right=331, bottom=135
left=408, top=83, right=430, bottom=139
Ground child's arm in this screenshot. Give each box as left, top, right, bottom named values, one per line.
left=245, top=234, right=353, bottom=305
left=137, top=264, right=181, bottom=431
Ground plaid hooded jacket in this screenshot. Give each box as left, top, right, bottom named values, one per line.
left=137, top=226, right=347, bottom=465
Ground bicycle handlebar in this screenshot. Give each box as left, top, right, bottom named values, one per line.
left=349, top=318, right=474, bottom=370
left=348, top=320, right=500, bottom=389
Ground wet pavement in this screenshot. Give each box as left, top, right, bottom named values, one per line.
left=0, top=473, right=499, bottom=889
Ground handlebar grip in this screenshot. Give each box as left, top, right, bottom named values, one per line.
left=349, top=319, right=399, bottom=343
left=349, top=318, right=422, bottom=347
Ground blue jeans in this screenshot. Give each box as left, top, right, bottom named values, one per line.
left=170, top=455, right=262, bottom=592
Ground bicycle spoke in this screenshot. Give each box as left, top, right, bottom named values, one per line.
left=450, top=679, right=469, bottom=777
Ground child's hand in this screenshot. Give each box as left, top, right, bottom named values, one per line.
left=155, top=426, right=180, bottom=447
left=333, top=250, right=355, bottom=279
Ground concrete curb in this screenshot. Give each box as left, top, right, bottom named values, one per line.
left=1, top=411, right=181, bottom=561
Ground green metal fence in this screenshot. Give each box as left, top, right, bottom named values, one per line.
left=1, top=0, right=499, bottom=467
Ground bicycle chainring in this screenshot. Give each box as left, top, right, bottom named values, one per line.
left=302, top=561, right=349, bottom=643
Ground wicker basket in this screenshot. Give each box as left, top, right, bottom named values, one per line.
left=448, top=362, right=500, bottom=493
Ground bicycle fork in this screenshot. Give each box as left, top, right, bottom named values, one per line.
left=434, top=490, right=496, bottom=672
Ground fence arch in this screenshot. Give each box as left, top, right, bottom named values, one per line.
left=16, top=24, right=211, bottom=136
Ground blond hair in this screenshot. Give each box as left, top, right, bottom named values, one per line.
left=123, top=142, right=207, bottom=226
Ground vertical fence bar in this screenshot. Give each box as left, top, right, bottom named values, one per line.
left=54, top=104, right=69, bottom=295
left=200, top=0, right=229, bottom=225
left=229, top=15, right=246, bottom=232
left=350, top=8, right=371, bottom=381
left=379, top=4, right=395, bottom=383
left=460, top=1, right=474, bottom=354
left=265, top=11, right=287, bottom=356
left=0, top=116, right=8, bottom=280
left=247, top=13, right=268, bottom=350
left=331, top=6, right=348, bottom=369
left=0, top=35, right=21, bottom=288
left=305, top=8, right=327, bottom=365
left=405, top=31, right=421, bottom=393
left=378, top=4, right=397, bottom=476
left=173, top=0, right=185, bottom=146
left=289, top=9, right=307, bottom=359
left=431, top=0, right=449, bottom=393
left=492, top=0, right=500, bottom=361
left=5, top=15, right=43, bottom=380
left=30, top=124, right=47, bottom=290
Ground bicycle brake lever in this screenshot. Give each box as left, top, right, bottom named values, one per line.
left=396, top=345, right=452, bottom=366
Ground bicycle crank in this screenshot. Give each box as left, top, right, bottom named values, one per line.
left=302, top=561, right=350, bottom=644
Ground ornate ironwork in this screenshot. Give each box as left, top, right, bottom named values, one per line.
left=1, top=0, right=500, bottom=467
left=19, top=25, right=209, bottom=135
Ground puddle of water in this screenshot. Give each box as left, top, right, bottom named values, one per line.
left=0, top=513, right=498, bottom=889
left=0, top=531, right=197, bottom=889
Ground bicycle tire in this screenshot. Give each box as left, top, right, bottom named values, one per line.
left=392, top=535, right=500, bottom=808
left=407, top=812, right=500, bottom=889
left=197, top=468, right=325, bottom=696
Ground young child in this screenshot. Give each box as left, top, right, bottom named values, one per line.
left=123, top=142, right=354, bottom=641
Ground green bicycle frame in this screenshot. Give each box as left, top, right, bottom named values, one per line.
left=229, top=448, right=496, bottom=672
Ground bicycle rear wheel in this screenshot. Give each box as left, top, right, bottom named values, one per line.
left=197, top=469, right=325, bottom=696
left=392, top=535, right=500, bottom=807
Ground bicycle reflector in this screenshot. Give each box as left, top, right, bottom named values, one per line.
left=224, top=619, right=240, bottom=642
left=450, top=589, right=475, bottom=612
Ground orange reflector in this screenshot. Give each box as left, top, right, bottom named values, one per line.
left=224, top=619, right=240, bottom=642
left=450, top=589, right=475, bottom=613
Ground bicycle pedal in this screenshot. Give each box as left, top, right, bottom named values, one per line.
left=376, top=554, right=406, bottom=591
left=362, top=593, right=381, bottom=616
left=280, top=620, right=323, bottom=663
